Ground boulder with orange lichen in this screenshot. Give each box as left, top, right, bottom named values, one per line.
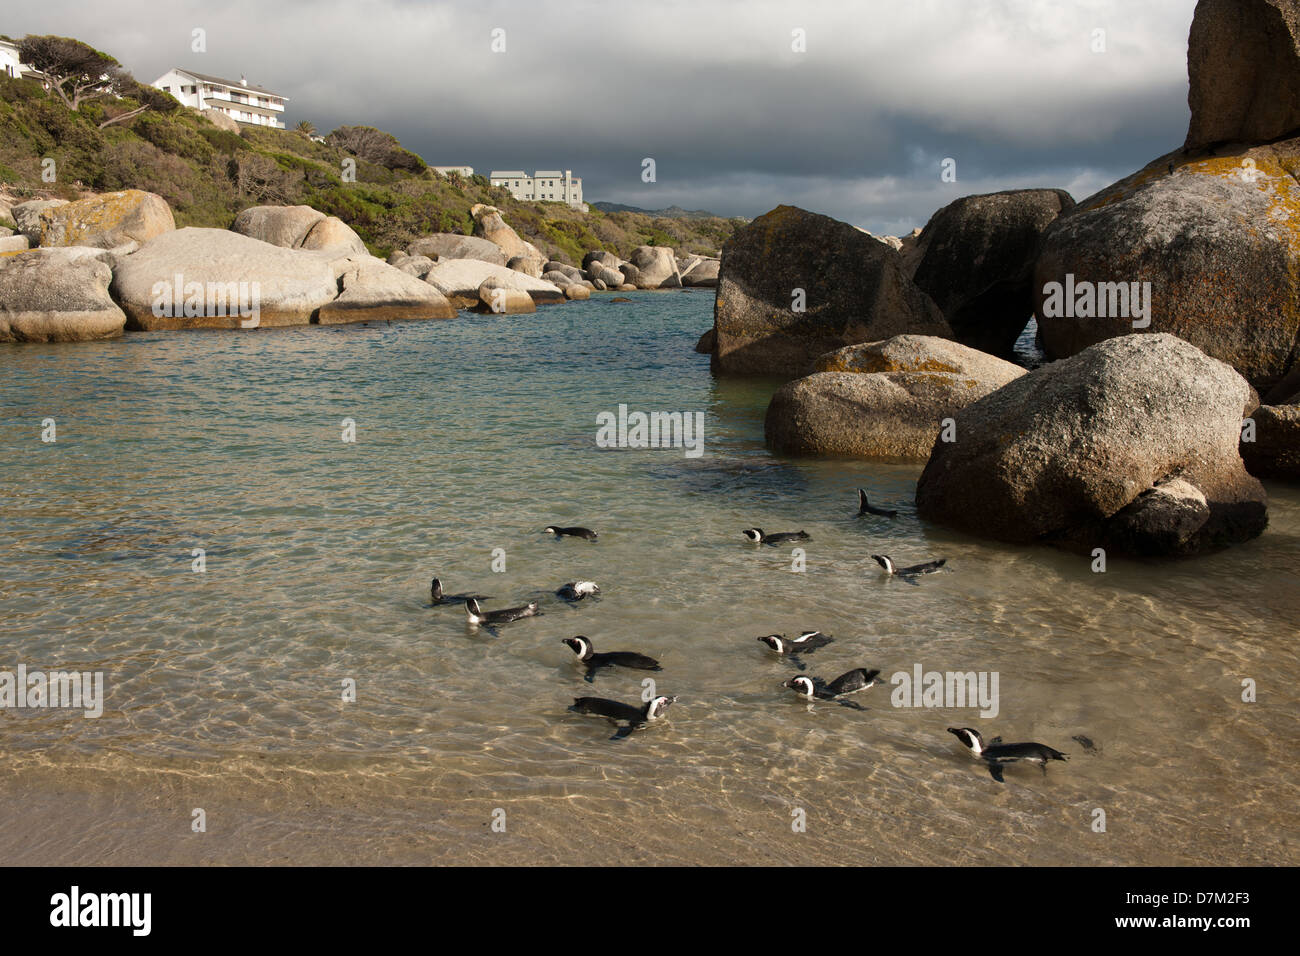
left=1033, top=137, right=1300, bottom=393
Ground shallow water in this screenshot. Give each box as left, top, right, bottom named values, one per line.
left=1, top=292, right=1297, bottom=865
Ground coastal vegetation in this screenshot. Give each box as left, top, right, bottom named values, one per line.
left=0, top=40, right=742, bottom=262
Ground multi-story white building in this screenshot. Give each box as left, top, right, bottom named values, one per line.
left=489, top=169, right=583, bottom=208
left=151, top=68, right=287, bottom=129
left=0, top=39, right=31, bottom=79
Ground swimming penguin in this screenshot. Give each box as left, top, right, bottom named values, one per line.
left=871, top=554, right=947, bottom=580
left=569, top=694, right=676, bottom=740
left=465, top=597, right=540, bottom=627
left=430, top=577, right=491, bottom=606
left=562, top=636, right=661, bottom=683
left=857, top=489, right=898, bottom=518
left=757, top=631, right=833, bottom=668
left=546, top=526, right=598, bottom=541
left=784, top=668, right=883, bottom=711
left=742, top=528, right=811, bottom=546
left=556, top=581, right=600, bottom=601
left=947, top=727, right=1069, bottom=783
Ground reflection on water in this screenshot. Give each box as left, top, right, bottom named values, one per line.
left=0, top=294, right=1297, bottom=865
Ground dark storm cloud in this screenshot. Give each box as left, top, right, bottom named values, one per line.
left=3, top=0, right=1198, bottom=232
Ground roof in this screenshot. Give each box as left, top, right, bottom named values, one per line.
left=489, top=171, right=528, bottom=179
left=534, top=170, right=563, bottom=178
left=165, top=67, right=285, bottom=99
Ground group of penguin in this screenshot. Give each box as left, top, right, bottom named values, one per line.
left=429, top=491, right=1073, bottom=782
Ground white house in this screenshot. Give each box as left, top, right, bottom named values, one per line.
left=151, top=68, right=287, bottom=128
left=0, top=39, right=31, bottom=79
left=489, top=169, right=583, bottom=208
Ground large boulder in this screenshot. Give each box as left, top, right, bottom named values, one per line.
left=910, top=188, right=1074, bottom=356
left=111, top=228, right=340, bottom=329
left=27, top=190, right=175, bottom=250
left=11, top=199, right=69, bottom=243
left=508, top=255, right=543, bottom=277
left=474, top=277, right=536, bottom=314
left=916, top=334, right=1268, bottom=556
left=408, top=234, right=508, bottom=266
left=765, top=336, right=1025, bottom=460
left=1185, top=0, right=1300, bottom=150
left=299, top=216, right=368, bottom=255
left=712, top=205, right=951, bottom=376
left=545, top=261, right=583, bottom=281
left=316, top=257, right=457, bottom=325
left=0, top=235, right=30, bottom=255
left=583, top=250, right=621, bottom=271
left=231, top=205, right=325, bottom=248
left=1034, top=138, right=1300, bottom=393
left=587, top=262, right=623, bottom=287
left=0, top=250, right=127, bottom=342
left=424, top=258, right=565, bottom=309
left=470, top=203, right=540, bottom=264
left=1241, top=403, right=1300, bottom=479
left=388, top=254, right=435, bottom=279
left=681, top=257, right=720, bottom=287
left=628, top=245, right=681, bottom=289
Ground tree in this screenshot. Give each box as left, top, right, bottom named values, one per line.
left=97, top=80, right=178, bottom=130
left=17, top=35, right=128, bottom=111
left=326, top=125, right=426, bottom=173
left=296, top=120, right=316, bottom=137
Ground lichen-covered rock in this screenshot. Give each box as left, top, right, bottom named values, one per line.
left=11, top=199, right=69, bottom=242
left=231, top=205, right=325, bottom=248
left=916, top=334, right=1268, bottom=556
left=765, top=336, right=1025, bottom=461
left=628, top=246, right=681, bottom=289
left=475, top=277, right=536, bottom=314
left=712, top=205, right=951, bottom=376
left=32, top=190, right=175, bottom=250
left=1034, top=138, right=1300, bottom=393
left=299, top=215, right=368, bottom=255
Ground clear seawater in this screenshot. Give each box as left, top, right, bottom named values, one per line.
left=0, top=292, right=1296, bottom=865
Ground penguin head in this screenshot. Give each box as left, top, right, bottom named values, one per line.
left=562, top=636, right=592, bottom=660
left=871, top=554, right=895, bottom=574
left=646, top=696, right=676, bottom=720
left=784, top=676, right=816, bottom=698
left=742, top=528, right=764, bottom=543
left=544, top=526, right=558, bottom=535
left=465, top=598, right=483, bottom=621
left=948, top=727, right=984, bottom=755
left=430, top=578, right=443, bottom=602
left=758, top=635, right=785, bottom=653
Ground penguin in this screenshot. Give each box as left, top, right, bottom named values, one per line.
left=871, top=554, right=946, bottom=580
left=756, top=631, right=833, bottom=668
left=783, top=668, right=883, bottom=711
left=556, top=581, right=600, bottom=601
left=742, top=528, right=811, bottom=546
left=947, top=727, right=1069, bottom=782
left=857, top=489, right=898, bottom=518
left=546, top=526, right=598, bottom=541
left=465, top=597, right=540, bottom=627
left=569, top=694, right=676, bottom=740
left=430, top=577, right=491, bottom=606
left=562, top=636, right=661, bottom=683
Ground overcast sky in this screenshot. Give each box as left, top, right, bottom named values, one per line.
left=5, top=0, right=1198, bottom=234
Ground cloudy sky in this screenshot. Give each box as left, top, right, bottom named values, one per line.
left=5, top=0, right=1198, bottom=233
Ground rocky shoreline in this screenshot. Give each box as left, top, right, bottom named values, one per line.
left=716, top=0, right=1300, bottom=553
left=0, top=192, right=720, bottom=338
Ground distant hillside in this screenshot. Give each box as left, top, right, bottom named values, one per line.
left=0, top=46, right=742, bottom=263
left=593, top=201, right=735, bottom=220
